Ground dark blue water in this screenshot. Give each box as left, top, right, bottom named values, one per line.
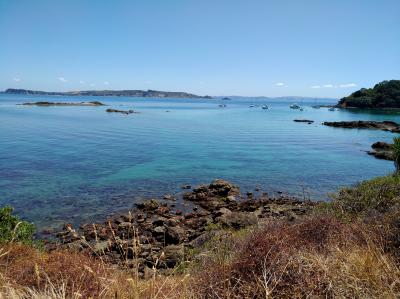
left=0, top=94, right=398, bottom=230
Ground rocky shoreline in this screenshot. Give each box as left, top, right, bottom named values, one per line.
left=50, top=179, right=316, bottom=276
left=323, top=120, right=400, bottom=133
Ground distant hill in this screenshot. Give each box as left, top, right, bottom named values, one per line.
left=4, top=88, right=212, bottom=99
left=337, top=80, right=400, bottom=108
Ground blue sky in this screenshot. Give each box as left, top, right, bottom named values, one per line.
left=0, top=0, right=399, bottom=97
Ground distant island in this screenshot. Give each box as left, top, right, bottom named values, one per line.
left=20, top=101, right=106, bottom=106
left=4, top=88, right=212, bottom=99
left=337, top=80, right=400, bottom=109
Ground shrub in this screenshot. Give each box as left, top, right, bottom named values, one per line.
left=323, top=175, right=400, bottom=219
left=0, top=206, right=35, bottom=245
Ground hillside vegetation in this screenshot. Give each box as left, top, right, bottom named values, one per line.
left=338, top=80, right=400, bottom=108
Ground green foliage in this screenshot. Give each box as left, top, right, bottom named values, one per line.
left=338, top=80, right=400, bottom=108
left=0, top=206, right=35, bottom=244
left=320, top=175, right=400, bottom=220
left=393, top=137, right=400, bottom=174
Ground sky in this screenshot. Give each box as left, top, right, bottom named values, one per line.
left=0, top=0, right=399, bottom=97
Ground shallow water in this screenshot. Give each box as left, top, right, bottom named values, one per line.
left=0, top=94, right=398, bottom=230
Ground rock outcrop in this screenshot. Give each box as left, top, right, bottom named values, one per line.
left=323, top=121, right=400, bottom=133
left=106, top=108, right=138, bottom=115
left=367, top=141, right=394, bottom=160
left=52, top=179, right=316, bottom=276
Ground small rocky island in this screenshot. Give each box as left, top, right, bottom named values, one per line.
left=20, top=101, right=106, bottom=106
left=294, top=119, right=314, bottom=124
left=337, top=80, right=400, bottom=109
left=323, top=120, right=400, bottom=133
left=106, top=108, right=139, bottom=115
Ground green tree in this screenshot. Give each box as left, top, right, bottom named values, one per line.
left=0, top=206, right=35, bottom=244
left=393, top=137, right=400, bottom=175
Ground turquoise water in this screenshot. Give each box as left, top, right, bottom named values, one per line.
left=0, top=94, right=398, bottom=231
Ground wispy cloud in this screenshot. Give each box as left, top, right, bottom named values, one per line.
left=58, top=77, right=68, bottom=82
left=310, top=83, right=357, bottom=89
left=339, top=83, right=357, bottom=88
left=104, top=81, right=109, bottom=85
left=13, top=77, right=21, bottom=82
left=275, top=82, right=285, bottom=86
left=79, top=80, right=86, bottom=84
left=89, top=83, right=96, bottom=87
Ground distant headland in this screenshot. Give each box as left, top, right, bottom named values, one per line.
left=337, top=80, right=400, bottom=109
left=3, top=88, right=212, bottom=99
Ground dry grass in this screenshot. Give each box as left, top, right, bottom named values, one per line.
left=1, top=216, right=399, bottom=298
left=191, top=216, right=400, bottom=298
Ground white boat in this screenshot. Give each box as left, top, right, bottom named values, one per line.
left=261, top=105, right=269, bottom=109
left=328, top=107, right=335, bottom=111
left=218, top=104, right=227, bottom=108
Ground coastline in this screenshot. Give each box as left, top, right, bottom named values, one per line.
left=49, top=179, right=317, bottom=272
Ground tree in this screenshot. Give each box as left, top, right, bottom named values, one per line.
left=393, top=137, right=400, bottom=175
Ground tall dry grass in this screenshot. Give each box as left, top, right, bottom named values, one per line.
left=191, top=216, right=400, bottom=298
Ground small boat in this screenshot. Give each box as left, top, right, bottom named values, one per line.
left=261, top=105, right=269, bottom=109
left=300, top=108, right=304, bottom=111
left=218, top=104, right=227, bottom=108
left=328, top=107, right=335, bottom=111
left=290, top=104, right=301, bottom=109
left=249, top=105, right=255, bottom=108
left=311, top=105, right=320, bottom=109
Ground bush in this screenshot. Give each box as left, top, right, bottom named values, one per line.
left=0, top=206, right=35, bottom=245
left=323, top=175, right=400, bottom=219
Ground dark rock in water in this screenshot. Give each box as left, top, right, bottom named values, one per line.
left=136, top=199, right=160, bottom=211
left=181, top=185, right=191, bottom=190
left=294, top=119, right=314, bottom=124
left=372, top=141, right=393, bottom=151
left=323, top=121, right=400, bottom=133
left=106, top=108, right=138, bottom=115
left=367, top=141, right=394, bottom=160
left=183, top=179, right=239, bottom=202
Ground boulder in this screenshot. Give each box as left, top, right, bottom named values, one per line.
left=215, top=211, right=258, bottom=229
left=165, top=226, right=186, bottom=245
left=161, top=245, right=185, bottom=268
